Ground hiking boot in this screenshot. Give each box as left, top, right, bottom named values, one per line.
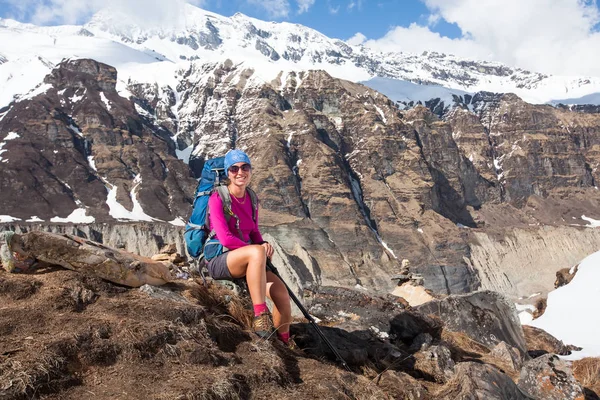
left=252, top=311, right=274, bottom=339
left=286, top=337, right=302, bottom=352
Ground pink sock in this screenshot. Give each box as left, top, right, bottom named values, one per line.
left=253, top=303, right=269, bottom=316
left=278, top=331, right=290, bottom=344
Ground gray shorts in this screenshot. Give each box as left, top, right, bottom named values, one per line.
left=206, top=252, right=233, bottom=280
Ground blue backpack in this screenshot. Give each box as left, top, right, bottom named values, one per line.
left=184, top=157, right=258, bottom=260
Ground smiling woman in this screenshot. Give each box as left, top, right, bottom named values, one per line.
left=204, top=149, right=294, bottom=346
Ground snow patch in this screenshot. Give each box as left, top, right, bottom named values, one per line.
left=581, top=215, right=600, bottom=227
left=50, top=208, right=95, bottom=223
left=169, top=217, right=186, bottom=227
left=100, top=92, right=112, bottom=110
left=69, top=88, right=86, bottom=103
left=373, top=105, right=387, bottom=124
left=0, top=131, right=20, bottom=161
left=528, top=250, right=600, bottom=359
left=105, top=175, right=156, bottom=222
left=569, top=265, right=577, bottom=274
left=0, top=215, right=21, bottom=223
left=4, top=132, right=19, bottom=141
left=87, top=156, right=97, bottom=171
left=26, top=216, right=44, bottom=222
left=176, top=144, right=193, bottom=164
left=515, top=303, right=537, bottom=325
left=18, top=83, right=52, bottom=102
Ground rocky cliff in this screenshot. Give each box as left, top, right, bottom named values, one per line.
left=3, top=59, right=600, bottom=299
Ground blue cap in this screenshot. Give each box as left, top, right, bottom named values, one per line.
left=224, top=149, right=251, bottom=172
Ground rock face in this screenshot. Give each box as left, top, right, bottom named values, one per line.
left=416, top=291, right=528, bottom=356
left=4, top=59, right=600, bottom=298
left=0, top=59, right=196, bottom=223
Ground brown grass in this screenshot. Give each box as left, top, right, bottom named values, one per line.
left=190, top=280, right=253, bottom=329
left=573, top=357, right=600, bottom=396
left=440, top=329, right=490, bottom=360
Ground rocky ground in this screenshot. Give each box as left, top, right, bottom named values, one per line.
left=1, top=259, right=597, bottom=399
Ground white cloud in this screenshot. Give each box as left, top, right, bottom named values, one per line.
left=348, top=0, right=364, bottom=11
left=328, top=5, right=340, bottom=14
left=364, top=23, right=490, bottom=58
left=363, top=0, right=600, bottom=76
left=297, top=0, right=316, bottom=14
left=347, top=32, right=367, bottom=46
left=3, top=0, right=207, bottom=26
left=247, top=0, right=291, bottom=18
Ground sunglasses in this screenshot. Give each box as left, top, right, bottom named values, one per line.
left=228, top=164, right=251, bottom=174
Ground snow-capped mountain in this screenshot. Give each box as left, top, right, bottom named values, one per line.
left=2, top=3, right=600, bottom=110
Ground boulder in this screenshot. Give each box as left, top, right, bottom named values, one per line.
left=11, top=231, right=174, bottom=287
left=413, top=344, right=455, bottom=383
left=389, top=310, right=443, bottom=344
left=416, top=290, right=527, bottom=356
left=518, top=354, right=585, bottom=400
left=306, top=285, right=406, bottom=335
left=489, top=341, right=523, bottom=373
left=436, top=362, right=530, bottom=399
left=523, top=325, right=578, bottom=357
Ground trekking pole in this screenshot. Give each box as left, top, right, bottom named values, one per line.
left=266, top=260, right=351, bottom=372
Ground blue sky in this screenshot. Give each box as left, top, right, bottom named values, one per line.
left=2, top=0, right=600, bottom=76
left=0, top=0, right=461, bottom=41
left=201, top=0, right=462, bottom=41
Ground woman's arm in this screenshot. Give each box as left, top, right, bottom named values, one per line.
left=208, top=193, right=249, bottom=249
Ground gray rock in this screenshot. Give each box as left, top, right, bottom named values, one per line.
left=389, top=310, right=443, bottom=344
left=437, top=362, right=531, bottom=399
left=413, top=344, right=455, bottom=383
left=139, top=284, right=189, bottom=303
left=409, top=332, right=433, bottom=352
left=416, top=290, right=527, bottom=356
left=490, top=341, right=523, bottom=372
left=518, top=354, right=584, bottom=400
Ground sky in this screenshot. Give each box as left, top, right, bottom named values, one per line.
left=1, top=0, right=600, bottom=77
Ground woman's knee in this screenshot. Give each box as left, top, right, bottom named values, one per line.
left=247, top=244, right=267, bottom=262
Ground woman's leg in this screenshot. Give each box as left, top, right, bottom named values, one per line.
left=225, top=245, right=267, bottom=305
left=266, top=271, right=292, bottom=334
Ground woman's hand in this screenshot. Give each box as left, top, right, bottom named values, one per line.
left=261, top=242, right=274, bottom=259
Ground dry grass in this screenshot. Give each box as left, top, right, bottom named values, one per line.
left=0, top=352, right=75, bottom=398
left=573, top=357, right=600, bottom=396
left=440, top=329, right=490, bottom=360
left=191, top=279, right=254, bottom=330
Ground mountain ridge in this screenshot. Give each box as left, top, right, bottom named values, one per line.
left=2, top=4, right=600, bottom=108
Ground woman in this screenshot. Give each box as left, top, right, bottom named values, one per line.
left=205, top=149, right=293, bottom=345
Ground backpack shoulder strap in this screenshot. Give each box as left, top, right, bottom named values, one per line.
left=216, top=185, right=233, bottom=217
left=204, top=185, right=233, bottom=230
left=247, top=188, right=259, bottom=223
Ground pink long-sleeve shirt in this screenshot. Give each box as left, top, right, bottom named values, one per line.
left=207, top=190, right=264, bottom=250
